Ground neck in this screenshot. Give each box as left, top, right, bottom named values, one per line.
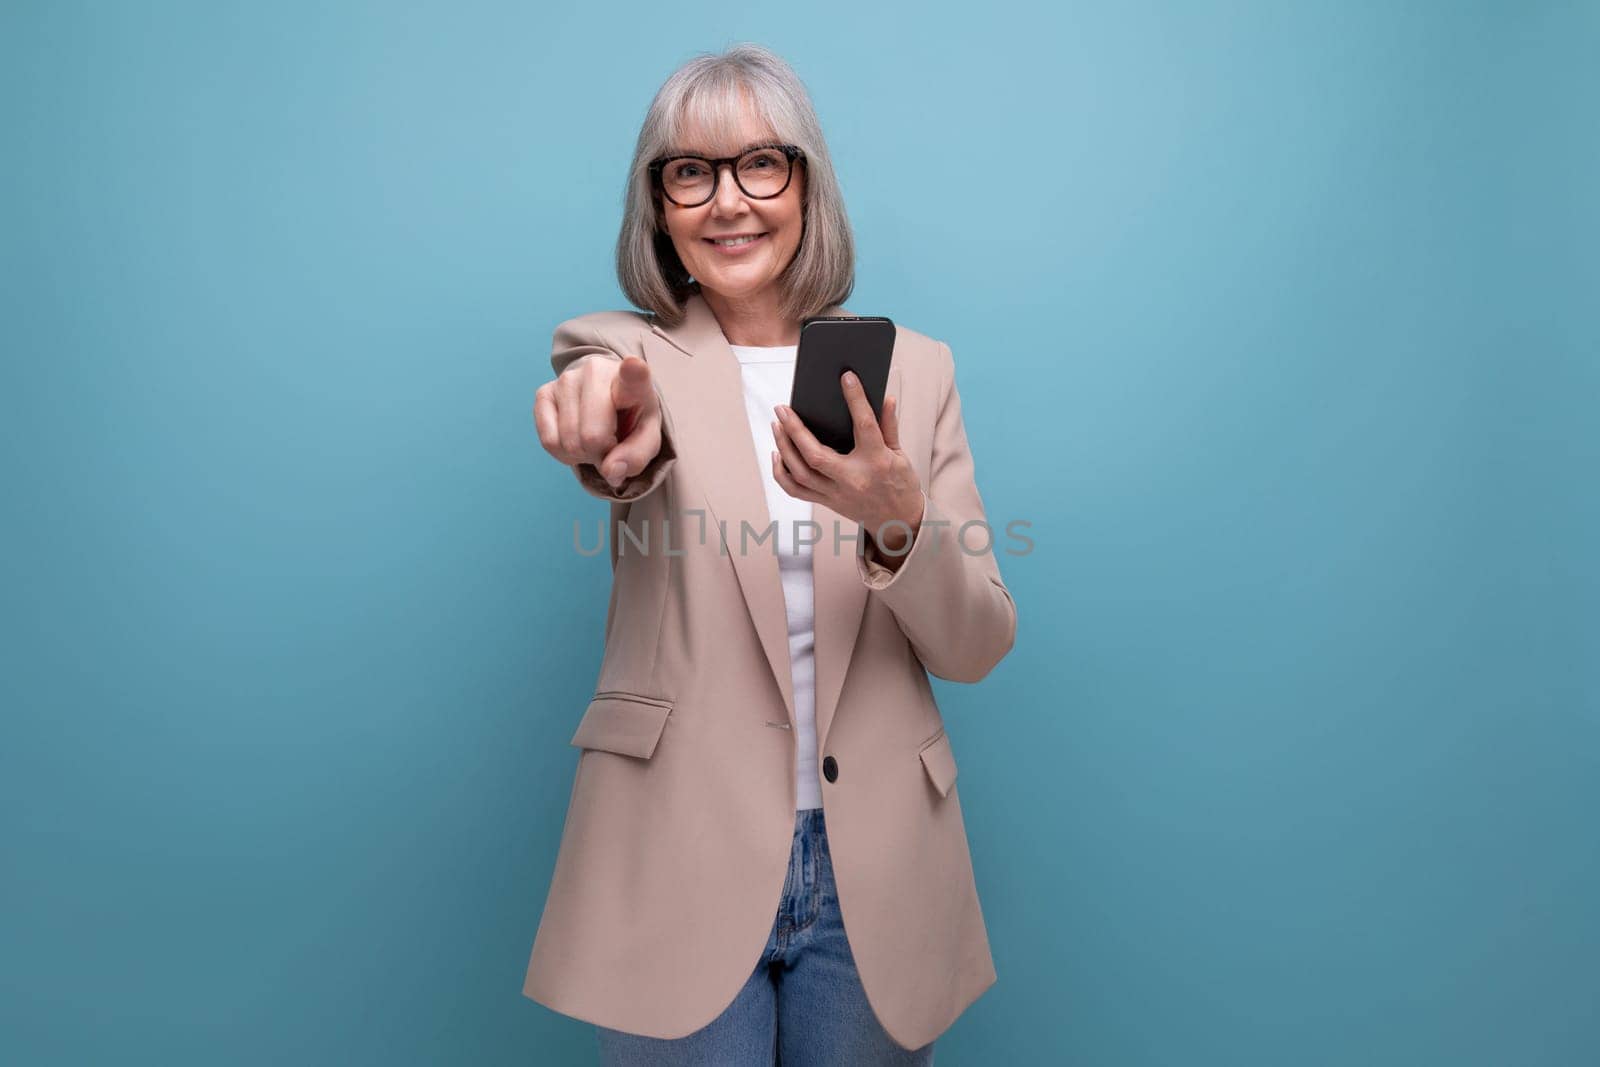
left=701, top=287, right=800, bottom=347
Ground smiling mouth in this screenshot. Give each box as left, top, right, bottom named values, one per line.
left=704, top=232, right=769, bottom=247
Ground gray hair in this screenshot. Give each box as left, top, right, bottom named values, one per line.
left=615, top=44, right=856, bottom=328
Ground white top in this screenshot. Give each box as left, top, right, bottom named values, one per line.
left=728, top=343, right=822, bottom=811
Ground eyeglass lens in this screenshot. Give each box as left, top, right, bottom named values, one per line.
left=660, top=148, right=791, bottom=205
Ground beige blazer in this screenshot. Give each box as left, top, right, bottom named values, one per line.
left=522, top=291, right=1018, bottom=1050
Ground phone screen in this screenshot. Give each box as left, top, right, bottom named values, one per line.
left=788, top=316, right=896, bottom=454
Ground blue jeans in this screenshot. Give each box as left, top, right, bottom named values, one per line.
left=596, top=807, right=936, bottom=1065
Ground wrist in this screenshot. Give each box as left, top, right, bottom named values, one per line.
left=866, top=489, right=924, bottom=556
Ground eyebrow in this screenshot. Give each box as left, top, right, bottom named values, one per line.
left=676, top=140, right=779, bottom=158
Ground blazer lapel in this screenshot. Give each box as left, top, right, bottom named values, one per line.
left=646, top=293, right=890, bottom=754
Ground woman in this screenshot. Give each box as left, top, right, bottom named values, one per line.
left=527, top=44, right=1017, bottom=1065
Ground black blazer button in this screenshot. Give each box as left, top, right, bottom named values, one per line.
left=822, top=756, right=838, bottom=782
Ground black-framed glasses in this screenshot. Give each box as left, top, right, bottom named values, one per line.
left=648, top=143, right=806, bottom=207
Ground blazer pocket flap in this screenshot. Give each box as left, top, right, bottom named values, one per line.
left=570, top=692, right=673, bottom=759
left=918, top=730, right=958, bottom=798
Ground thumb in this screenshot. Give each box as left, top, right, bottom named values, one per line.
left=600, top=406, right=662, bottom=488
left=880, top=394, right=902, bottom=451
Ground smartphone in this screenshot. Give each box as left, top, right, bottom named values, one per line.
left=788, top=315, right=896, bottom=454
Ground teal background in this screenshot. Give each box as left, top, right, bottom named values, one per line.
left=3, top=2, right=1595, bottom=1064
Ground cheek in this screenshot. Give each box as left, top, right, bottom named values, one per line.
left=780, top=205, right=805, bottom=242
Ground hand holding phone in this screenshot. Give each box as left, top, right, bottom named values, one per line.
left=774, top=313, right=923, bottom=557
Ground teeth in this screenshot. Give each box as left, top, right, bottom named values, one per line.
left=713, top=234, right=762, bottom=246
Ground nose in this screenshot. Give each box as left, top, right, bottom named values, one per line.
left=711, top=161, right=747, bottom=214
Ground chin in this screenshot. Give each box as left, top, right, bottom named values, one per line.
left=703, top=269, right=770, bottom=292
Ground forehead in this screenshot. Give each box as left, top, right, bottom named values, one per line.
left=668, top=86, right=781, bottom=157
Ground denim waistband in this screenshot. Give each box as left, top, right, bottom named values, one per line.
left=794, top=806, right=825, bottom=836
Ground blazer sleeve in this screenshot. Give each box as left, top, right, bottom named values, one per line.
left=549, top=317, right=679, bottom=503
left=855, top=340, right=1018, bottom=683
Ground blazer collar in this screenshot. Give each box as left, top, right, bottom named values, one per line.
left=648, top=290, right=849, bottom=355
left=643, top=290, right=870, bottom=755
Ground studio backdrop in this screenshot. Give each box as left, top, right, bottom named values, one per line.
left=3, top=2, right=1595, bottom=1065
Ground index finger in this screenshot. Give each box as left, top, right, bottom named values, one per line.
left=779, top=399, right=843, bottom=474
left=611, top=354, right=654, bottom=415
left=591, top=355, right=653, bottom=445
